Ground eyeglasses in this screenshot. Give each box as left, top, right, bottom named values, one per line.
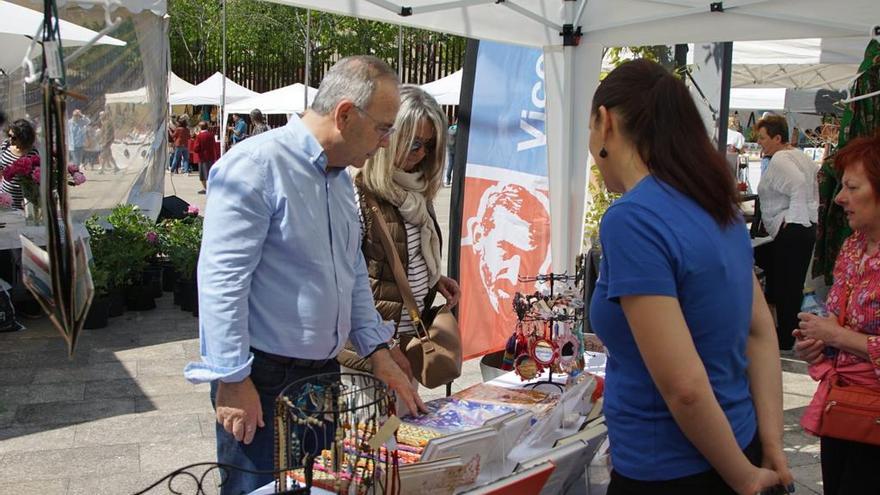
left=354, top=105, right=396, bottom=140
left=409, top=138, right=434, bottom=154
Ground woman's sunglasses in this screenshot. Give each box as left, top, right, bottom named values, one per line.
left=409, top=138, right=434, bottom=154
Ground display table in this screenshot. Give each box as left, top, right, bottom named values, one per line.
left=0, top=210, right=89, bottom=251
left=250, top=352, right=608, bottom=495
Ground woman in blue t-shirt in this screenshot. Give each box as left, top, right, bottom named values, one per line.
left=588, top=59, right=793, bottom=494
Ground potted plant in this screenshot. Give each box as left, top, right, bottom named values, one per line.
left=85, top=215, right=126, bottom=316
left=83, top=260, right=111, bottom=329
left=104, top=204, right=156, bottom=311
left=164, top=206, right=202, bottom=314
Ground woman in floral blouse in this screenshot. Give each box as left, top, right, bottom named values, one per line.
left=796, top=133, right=880, bottom=492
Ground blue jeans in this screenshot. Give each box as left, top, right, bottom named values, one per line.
left=170, top=146, right=190, bottom=173
left=210, top=351, right=339, bottom=495
left=445, top=149, right=455, bottom=184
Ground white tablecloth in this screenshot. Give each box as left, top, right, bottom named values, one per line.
left=0, top=210, right=88, bottom=250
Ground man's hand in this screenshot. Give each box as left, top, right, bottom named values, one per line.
left=436, top=275, right=461, bottom=308
left=389, top=345, right=414, bottom=382
left=370, top=348, right=427, bottom=415
left=215, top=377, right=265, bottom=444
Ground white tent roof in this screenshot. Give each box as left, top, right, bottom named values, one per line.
left=0, top=0, right=126, bottom=74
left=420, top=70, right=462, bottom=105
left=225, top=82, right=317, bottom=115
left=169, top=72, right=258, bottom=106
left=257, top=0, right=880, bottom=272
left=105, top=72, right=195, bottom=105
left=730, top=88, right=787, bottom=110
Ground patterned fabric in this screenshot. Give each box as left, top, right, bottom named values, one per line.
left=813, top=39, right=880, bottom=284
left=825, top=231, right=880, bottom=374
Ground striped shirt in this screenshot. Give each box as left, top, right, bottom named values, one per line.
left=396, top=221, right=431, bottom=335
left=0, top=140, right=39, bottom=210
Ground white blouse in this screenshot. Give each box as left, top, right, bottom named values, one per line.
left=757, top=149, right=819, bottom=239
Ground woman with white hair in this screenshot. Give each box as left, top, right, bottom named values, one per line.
left=339, top=85, right=461, bottom=379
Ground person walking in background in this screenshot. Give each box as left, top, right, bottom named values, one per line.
left=249, top=109, right=269, bottom=136
left=169, top=115, right=191, bottom=174
left=338, top=85, right=461, bottom=376
left=67, top=109, right=90, bottom=166
left=754, top=114, right=819, bottom=351
left=193, top=120, right=217, bottom=194
left=98, top=111, right=120, bottom=174
left=84, top=120, right=101, bottom=171
left=444, top=118, right=457, bottom=186
left=589, top=59, right=791, bottom=494
left=228, top=113, right=247, bottom=146
left=184, top=55, right=426, bottom=495
left=795, top=134, right=880, bottom=493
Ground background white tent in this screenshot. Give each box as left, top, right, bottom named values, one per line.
left=169, top=71, right=258, bottom=106
left=420, top=69, right=462, bottom=105
left=225, top=82, right=317, bottom=115
left=0, top=0, right=126, bottom=75
left=235, top=0, right=880, bottom=272
left=104, top=71, right=195, bottom=105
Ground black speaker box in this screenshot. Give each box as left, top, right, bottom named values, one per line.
left=159, top=195, right=190, bottom=221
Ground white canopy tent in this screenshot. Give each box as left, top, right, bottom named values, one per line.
left=104, top=71, right=196, bottom=104
left=169, top=71, right=258, bottom=106
left=0, top=0, right=126, bottom=75
left=420, top=69, right=462, bottom=105
left=225, top=82, right=317, bottom=115
left=267, top=0, right=878, bottom=273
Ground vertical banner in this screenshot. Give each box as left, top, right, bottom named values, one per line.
left=458, top=41, right=551, bottom=360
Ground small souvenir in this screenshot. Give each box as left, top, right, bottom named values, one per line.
left=531, top=338, right=558, bottom=366
left=514, top=354, right=538, bottom=380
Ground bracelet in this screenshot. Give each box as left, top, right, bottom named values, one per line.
left=365, top=342, right=390, bottom=359
left=388, top=337, right=400, bottom=350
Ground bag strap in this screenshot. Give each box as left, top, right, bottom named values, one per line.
left=364, top=195, right=435, bottom=353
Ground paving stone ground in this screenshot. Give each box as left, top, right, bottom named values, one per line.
left=0, top=173, right=823, bottom=494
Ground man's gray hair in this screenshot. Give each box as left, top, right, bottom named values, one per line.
left=310, top=55, right=399, bottom=115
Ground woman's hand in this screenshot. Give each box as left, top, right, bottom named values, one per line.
left=436, top=275, right=461, bottom=308
left=734, top=466, right=784, bottom=495
left=761, top=445, right=794, bottom=491
left=792, top=331, right=826, bottom=364
left=797, top=312, right=841, bottom=347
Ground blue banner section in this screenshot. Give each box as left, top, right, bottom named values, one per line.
left=467, top=41, right=547, bottom=177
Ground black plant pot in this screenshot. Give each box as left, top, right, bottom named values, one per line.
left=124, top=284, right=156, bottom=311
left=162, top=264, right=179, bottom=293
left=142, top=265, right=163, bottom=299
left=177, top=279, right=198, bottom=312
left=83, top=296, right=110, bottom=329
left=107, top=289, right=125, bottom=317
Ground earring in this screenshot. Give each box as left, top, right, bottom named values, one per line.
left=599, top=146, right=608, bottom=158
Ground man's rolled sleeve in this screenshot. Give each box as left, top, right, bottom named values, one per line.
left=347, top=243, right=394, bottom=357
left=183, top=149, right=272, bottom=384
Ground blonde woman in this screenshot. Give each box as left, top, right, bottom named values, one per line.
left=340, top=85, right=461, bottom=379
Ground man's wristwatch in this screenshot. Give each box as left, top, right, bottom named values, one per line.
left=365, top=342, right=390, bottom=358
left=388, top=336, right=400, bottom=351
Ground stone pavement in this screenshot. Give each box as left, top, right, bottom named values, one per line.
left=0, top=173, right=824, bottom=494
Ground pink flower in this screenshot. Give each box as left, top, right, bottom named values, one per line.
left=0, top=192, right=12, bottom=208
left=68, top=164, right=80, bottom=174
left=72, top=172, right=86, bottom=185
left=31, top=167, right=40, bottom=184
left=186, top=205, right=200, bottom=216
left=145, top=231, right=159, bottom=244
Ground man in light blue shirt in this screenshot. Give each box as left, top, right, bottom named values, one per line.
left=185, top=55, right=426, bottom=494
left=67, top=109, right=90, bottom=165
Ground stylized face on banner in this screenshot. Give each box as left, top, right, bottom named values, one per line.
left=464, top=182, right=551, bottom=312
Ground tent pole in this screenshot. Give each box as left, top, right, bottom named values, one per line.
left=398, top=25, right=403, bottom=75
left=304, top=9, right=310, bottom=112
left=220, top=0, right=227, bottom=156
left=718, top=41, right=733, bottom=154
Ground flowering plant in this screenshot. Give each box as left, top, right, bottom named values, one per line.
left=0, top=156, right=87, bottom=208
left=2, top=155, right=40, bottom=206
left=0, top=192, right=12, bottom=209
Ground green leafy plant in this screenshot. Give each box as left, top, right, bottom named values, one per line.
left=583, top=162, right=621, bottom=249
left=162, top=213, right=203, bottom=281
left=86, top=204, right=156, bottom=289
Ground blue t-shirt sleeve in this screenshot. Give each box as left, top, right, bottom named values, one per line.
left=600, top=202, right=679, bottom=301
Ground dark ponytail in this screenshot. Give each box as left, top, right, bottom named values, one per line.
left=592, top=59, right=739, bottom=225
